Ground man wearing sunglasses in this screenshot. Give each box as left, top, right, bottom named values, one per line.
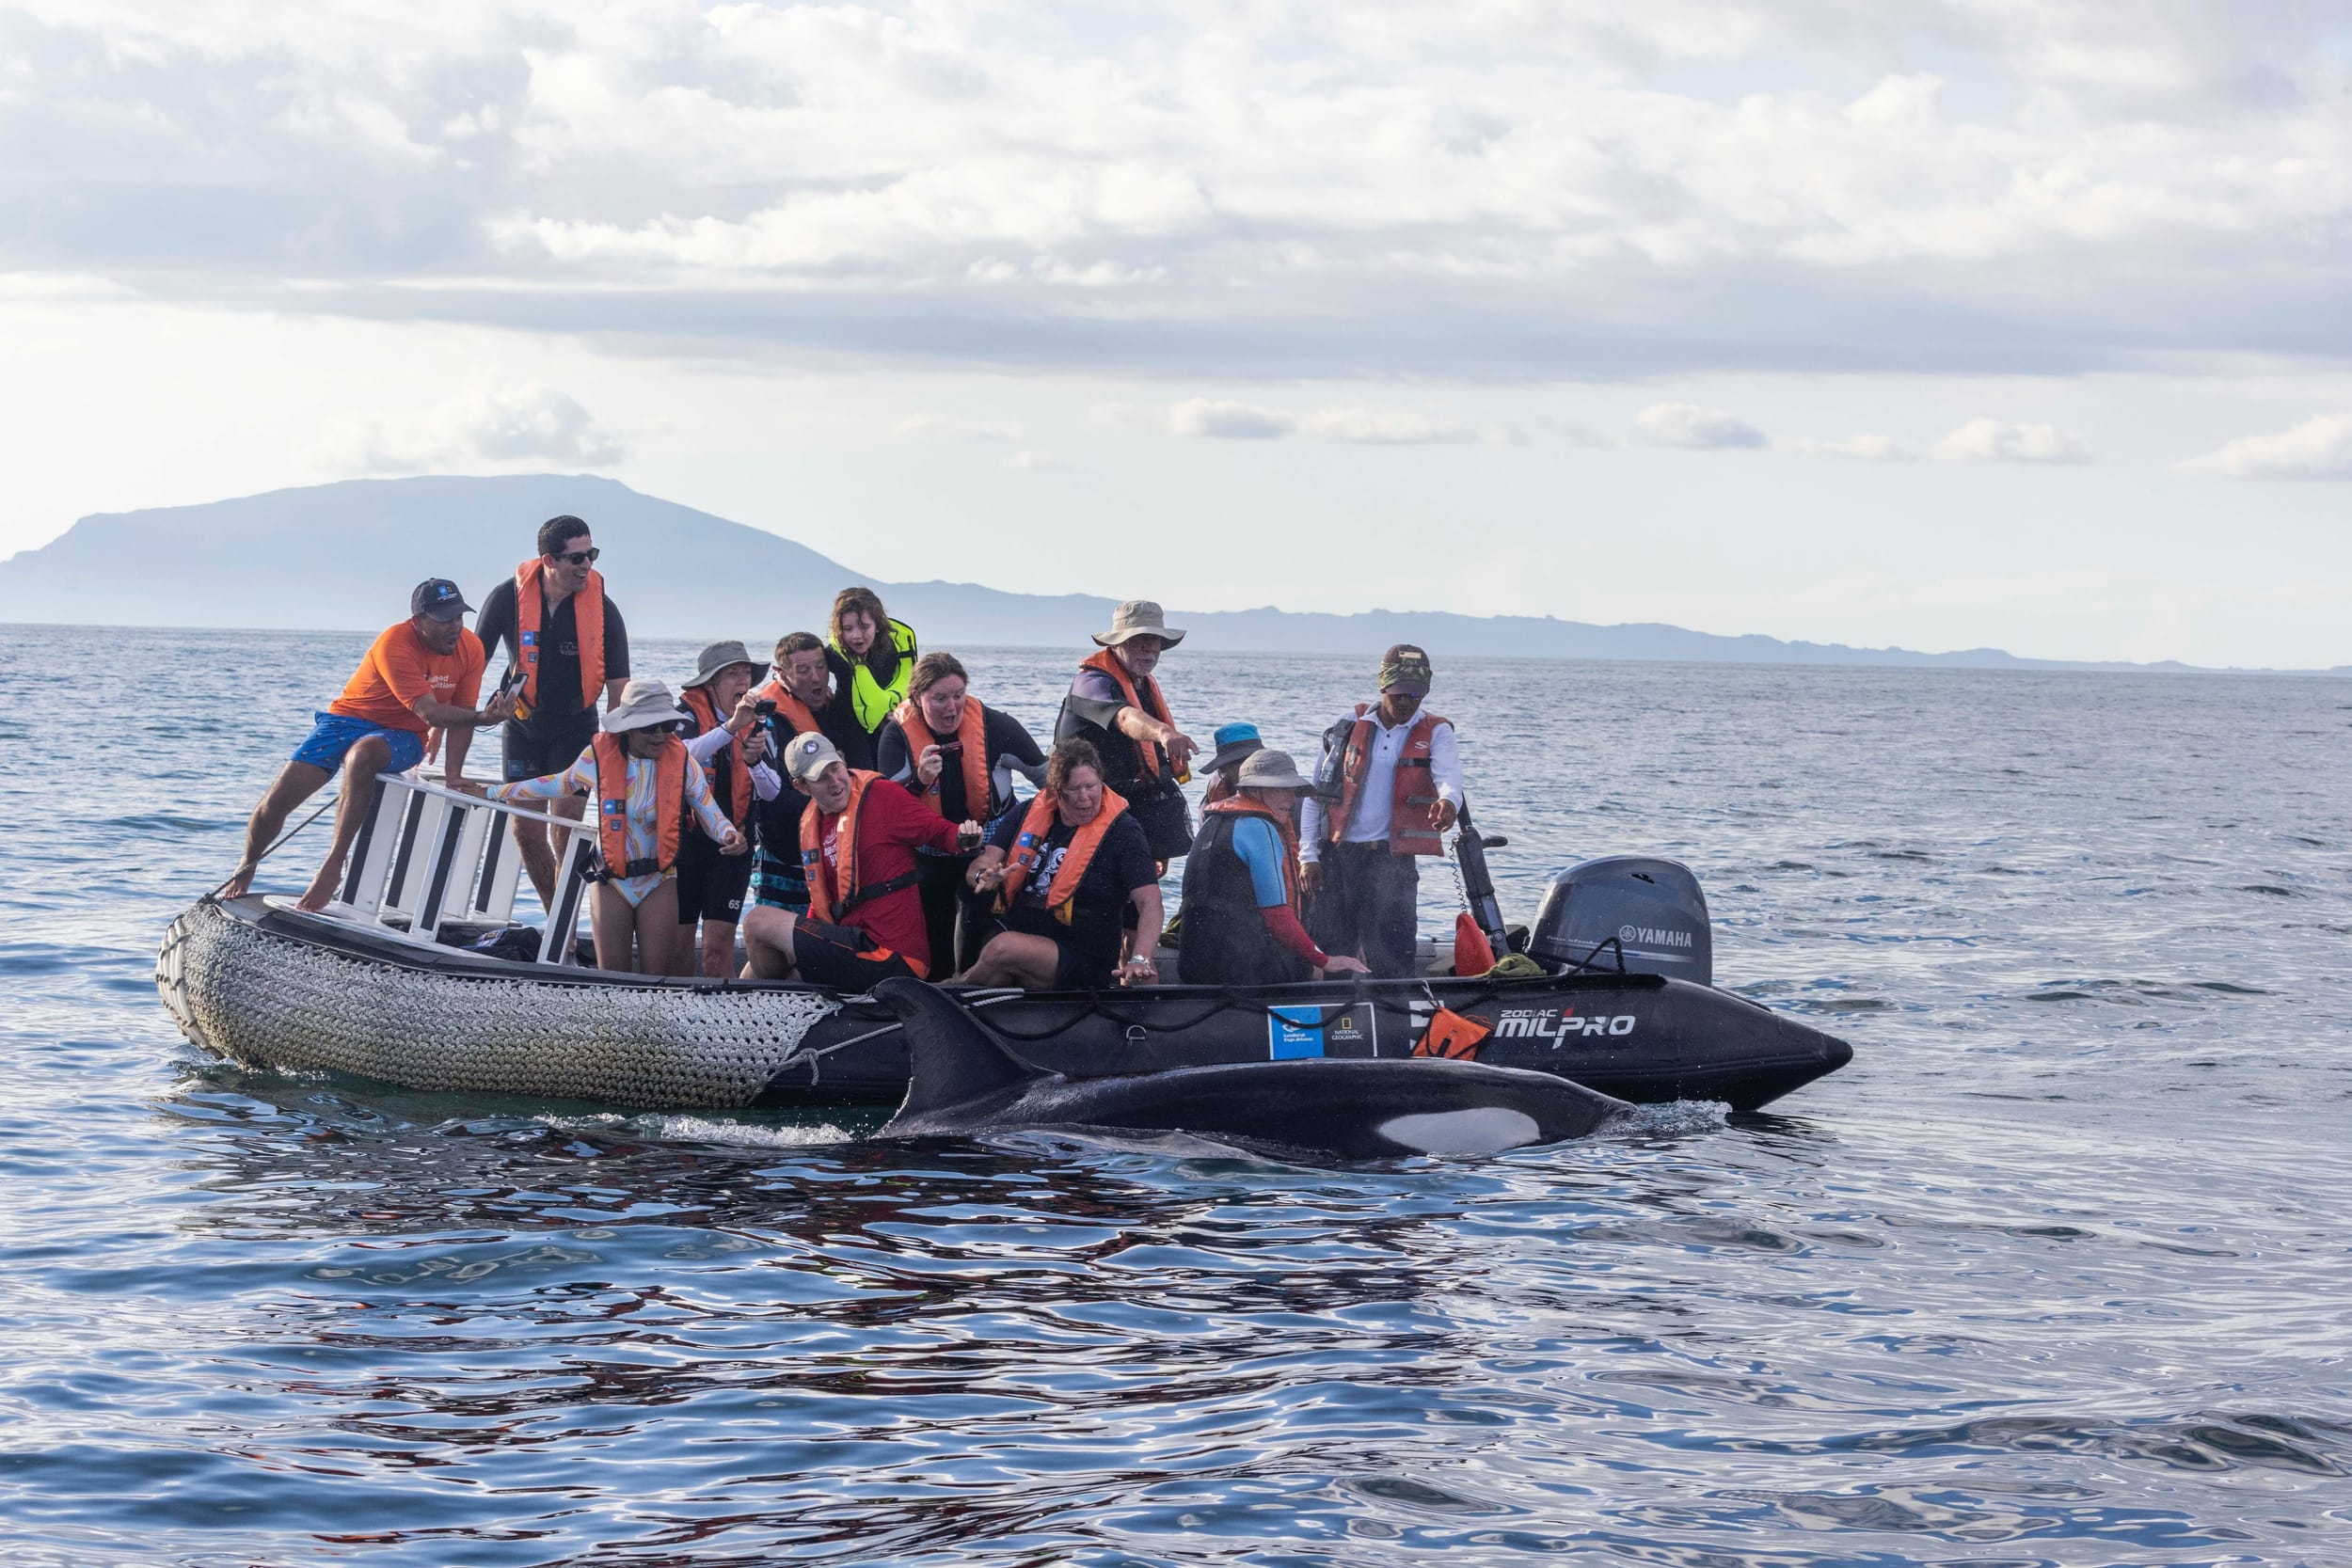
left=475, top=515, right=633, bottom=909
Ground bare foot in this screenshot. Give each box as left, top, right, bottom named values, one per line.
left=220, top=864, right=257, bottom=899
left=294, top=863, right=341, bottom=912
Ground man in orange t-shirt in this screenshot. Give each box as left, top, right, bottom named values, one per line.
left=228, top=579, right=515, bottom=911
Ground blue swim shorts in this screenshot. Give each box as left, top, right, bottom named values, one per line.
left=291, top=711, right=425, bottom=776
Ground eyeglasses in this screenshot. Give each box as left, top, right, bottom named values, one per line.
left=554, top=547, right=600, bottom=565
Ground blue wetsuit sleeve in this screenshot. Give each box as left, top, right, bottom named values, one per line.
left=1230, top=817, right=1291, bottom=908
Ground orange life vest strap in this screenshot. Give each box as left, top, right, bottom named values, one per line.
left=800, top=768, right=882, bottom=926
left=1077, top=649, right=1173, bottom=780
left=753, top=679, right=820, bottom=736
left=679, top=686, right=753, bottom=830
left=890, top=697, right=991, bottom=820
left=591, top=732, right=685, bottom=879
left=997, top=786, right=1130, bottom=921
left=515, top=559, right=606, bottom=711
left=1202, top=793, right=1299, bottom=911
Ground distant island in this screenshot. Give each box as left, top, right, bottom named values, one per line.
left=0, top=473, right=2265, bottom=673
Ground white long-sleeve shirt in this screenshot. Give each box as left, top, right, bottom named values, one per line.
left=1298, top=707, right=1465, bottom=862
left=685, top=721, right=781, bottom=800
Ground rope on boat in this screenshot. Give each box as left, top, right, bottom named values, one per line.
left=199, top=794, right=339, bottom=904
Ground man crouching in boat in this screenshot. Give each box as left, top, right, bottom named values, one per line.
left=739, top=734, right=981, bottom=990
left=227, top=579, right=514, bottom=911
left=488, top=678, right=744, bottom=973
left=1179, top=750, right=1370, bottom=986
left=961, top=740, right=1165, bottom=990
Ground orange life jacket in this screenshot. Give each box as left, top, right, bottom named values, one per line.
left=679, top=686, right=753, bottom=831
left=800, top=768, right=879, bottom=926
left=797, top=769, right=929, bottom=977
left=1077, top=649, right=1176, bottom=780
left=1202, top=771, right=1238, bottom=807
left=891, top=697, right=990, bottom=821
left=751, top=678, right=821, bottom=737
left=514, top=559, right=606, bottom=711
left=1201, top=794, right=1299, bottom=911
left=997, top=787, right=1130, bottom=924
left=591, top=732, right=686, bottom=879
left=1327, top=705, right=1451, bottom=856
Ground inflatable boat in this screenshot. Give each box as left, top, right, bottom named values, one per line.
left=154, top=774, right=1851, bottom=1114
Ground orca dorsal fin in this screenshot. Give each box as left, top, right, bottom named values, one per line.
left=873, top=976, right=1050, bottom=1121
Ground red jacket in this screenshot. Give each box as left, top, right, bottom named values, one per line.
left=807, top=775, right=961, bottom=972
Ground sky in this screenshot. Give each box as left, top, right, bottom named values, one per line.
left=3, top=0, right=2350, bottom=667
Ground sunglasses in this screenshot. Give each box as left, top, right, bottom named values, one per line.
left=553, top=547, right=601, bottom=565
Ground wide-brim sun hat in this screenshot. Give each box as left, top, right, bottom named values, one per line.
left=1092, top=599, right=1186, bottom=648
left=603, top=677, right=686, bottom=734
left=1208, top=721, right=1263, bottom=774
left=685, top=639, right=768, bottom=689
left=1236, top=748, right=1311, bottom=792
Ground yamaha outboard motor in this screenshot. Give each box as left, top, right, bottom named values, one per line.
left=1530, top=856, right=1712, bottom=986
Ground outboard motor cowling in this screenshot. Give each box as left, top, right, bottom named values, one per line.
left=1530, top=856, right=1712, bottom=986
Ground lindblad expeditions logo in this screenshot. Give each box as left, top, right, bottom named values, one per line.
left=1618, top=923, right=1694, bottom=948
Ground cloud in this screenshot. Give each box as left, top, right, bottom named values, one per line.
left=7, top=2, right=2351, bottom=379
left=1931, top=419, right=2092, bottom=465
left=1539, top=419, right=1620, bottom=449
left=893, top=412, right=1026, bottom=442
left=1165, top=399, right=1486, bottom=445
left=1002, top=449, right=1067, bottom=472
left=1296, top=407, right=1482, bottom=446
left=1169, top=399, right=1294, bottom=439
left=1636, top=403, right=1768, bottom=451
left=312, top=385, right=625, bottom=476
left=2177, top=412, right=2352, bottom=480
left=1777, top=434, right=1918, bottom=462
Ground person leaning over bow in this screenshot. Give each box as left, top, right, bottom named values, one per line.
left=669, top=640, right=784, bottom=978
left=746, top=630, right=875, bottom=915
left=1053, top=599, right=1198, bottom=867
left=876, top=651, right=1047, bottom=974
left=1200, top=721, right=1264, bottom=807
left=488, top=678, right=743, bottom=974
left=739, top=734, right=981, bottom=990
left=1179, top=750, right=1371, bottom=987
left=962, top=739, right=1164, bottom=991
left=1299, top=644, right=1465, bottom=979
left=474, top=515, right=631, bottom=911
left=825, top=586, right=918, bottom=748
left=228, top=578, right=513, bottom=911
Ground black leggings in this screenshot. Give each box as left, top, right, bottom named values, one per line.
left=915, top=851, right=993, bottom=977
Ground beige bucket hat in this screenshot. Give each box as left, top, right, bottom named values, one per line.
left=1237, top=748, right=1311, bottom=792
left=602, top=677, right=687, bottom=734
left=684, top=639, right=767, bottom=689
left=1091, top=599, right=1186, bottom=648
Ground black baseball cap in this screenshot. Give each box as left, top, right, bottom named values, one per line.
left=411, top=578, right=473, bottom=621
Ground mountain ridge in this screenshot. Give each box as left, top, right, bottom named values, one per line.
left=0, top=473, right=2279, bottom=673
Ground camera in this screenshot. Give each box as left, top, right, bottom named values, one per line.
left=753, top=697, right=777, bottom=719
left=937, top=742, right=962, bottom=755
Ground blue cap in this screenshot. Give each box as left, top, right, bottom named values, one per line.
left=1207, top=721, right=1264, bottom=773
left=411, top=578, right=473, bottom=621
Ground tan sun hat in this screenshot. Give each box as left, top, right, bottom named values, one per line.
left=1091, top=599, right=1186, bottom=648
left=1236, top=748, right=1311, bottom=792
left=684, top=639, right=767, bottom=689
left=602, top=677, right=686, bottom=734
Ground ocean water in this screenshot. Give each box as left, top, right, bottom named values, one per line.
left=3, top=621, right=2347, bottom=1567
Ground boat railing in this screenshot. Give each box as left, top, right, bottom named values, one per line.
left=302, top=769, right=596, bottom=965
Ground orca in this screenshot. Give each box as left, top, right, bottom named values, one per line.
left=872, top=977, right=1634, bottom=1161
